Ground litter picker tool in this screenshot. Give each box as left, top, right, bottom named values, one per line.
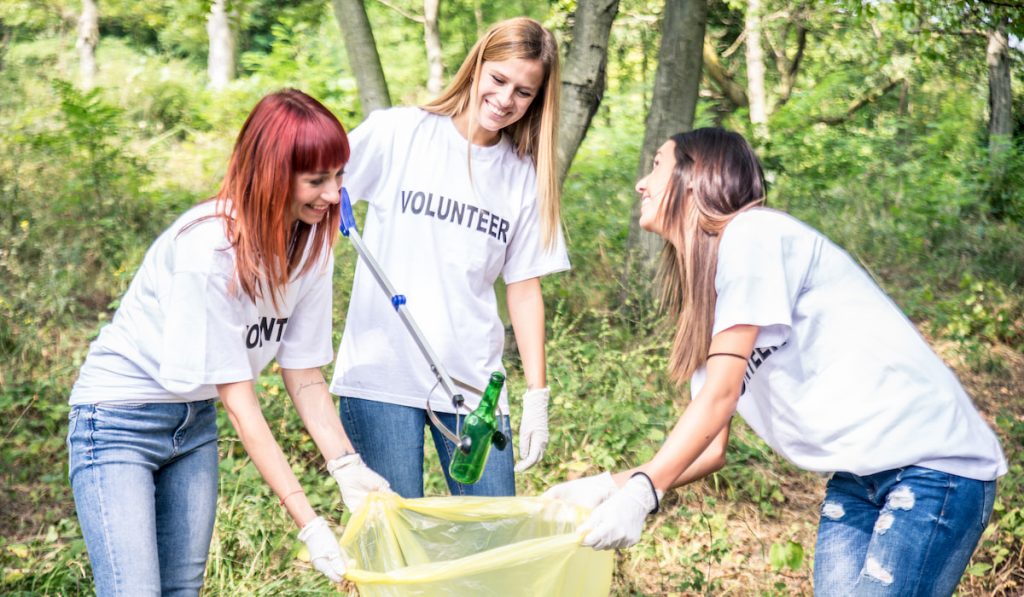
left=337, top=188, right=508, bottom=469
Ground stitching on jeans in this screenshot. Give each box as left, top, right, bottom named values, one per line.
left=905, top=474, right=953, bottom=595
left=94, top=449, right=121, bottom=594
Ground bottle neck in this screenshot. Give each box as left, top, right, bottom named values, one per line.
left=476, top=374, right=504, bottom=415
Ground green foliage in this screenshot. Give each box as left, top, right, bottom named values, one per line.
left=666, top=500, right=730, bottom=594
left=0, top=73, right=180, bottom=382
left=709, top=420, right=794, bottom=517
left=769, top=540, right=804, bottom=572
left=931, top=275, right=1024, bottom=359
left=1, top=1, right=1022, bottom=595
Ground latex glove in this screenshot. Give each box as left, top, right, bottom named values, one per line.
left=327, top=453, right=391, bottom=514
left=514, top=387, right=550, bottom=472
left=298, top=516, right=347, bottom=583
left=580, top=474, right=663, bottom=550
left=541, top=472, right=619, bottom=510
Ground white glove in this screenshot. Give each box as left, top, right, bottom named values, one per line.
left=580, top=473, right=663, bottom=550
left=298, top=516, right=347, bottom=583
left=541, top=472, right=619, bottom=510
left=327, top=453, right=391, bottom=514
left=514, top=387, right=550, bottom=472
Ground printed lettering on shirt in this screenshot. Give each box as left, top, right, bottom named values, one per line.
left=245, top=316, right=289, bottom=349
left=740, top=343, right=785, bottom=395
left=399, top=189, right=510, bottom=243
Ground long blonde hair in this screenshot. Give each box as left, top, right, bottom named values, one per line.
left=656, top=128, right=766, bottom=385
left=422, top=17, right=562, bottom=249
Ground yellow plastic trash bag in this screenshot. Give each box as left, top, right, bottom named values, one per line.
left=341, top=493, right=613, bottom=597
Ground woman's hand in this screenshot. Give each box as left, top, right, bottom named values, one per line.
left=298, top=516, right=349, bottom=582
left=579, top=474, right=662, bottom=550
left=515, top=387, right=550, bottom=472
left=327, top=453, right=392, bottom=514
left=541, top=471, right=619, bottom=510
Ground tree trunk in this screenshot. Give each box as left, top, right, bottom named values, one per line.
left=1, top=22, right=13, bottom=73
left=744, top=0, right=767, bottom=139
left=986, top=21, right=1012, bottom=158
left=76, top=0, right=98, bottom=90
left=331, top=0, right=392, bottom=114
left=627, top=0, right=707, bottom=278
left=556, top=0, right=620, bottom=184
left=206, top=0, right=235, bottom=90
left=423, top=0, right=444, bottom=95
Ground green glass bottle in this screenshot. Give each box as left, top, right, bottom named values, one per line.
left=449, top=372, right=505, bottom=485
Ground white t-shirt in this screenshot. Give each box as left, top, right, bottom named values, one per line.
left=70, top=201, right=335, bottom=404
left=330, top=108, right=570, bottom=413
left=690, top=208, right=1006, bottom=481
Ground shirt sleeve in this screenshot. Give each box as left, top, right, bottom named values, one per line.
left=158, top=267, right=253, bottom=385
left=713, top=212, right=807, bottom=348
left=277, top=252, right=335, bottom=369
left=344, top=109, right=394, bottom=208
left=501, top=175, right=571, bottom=283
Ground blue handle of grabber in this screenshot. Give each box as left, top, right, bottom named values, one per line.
left=339, top=187, right=357, bottom=237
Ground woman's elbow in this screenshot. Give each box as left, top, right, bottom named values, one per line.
left=710, top=452, right=728, bottom=474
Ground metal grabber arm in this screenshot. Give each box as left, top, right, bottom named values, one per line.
left=338, top=188, right=473, bottom=454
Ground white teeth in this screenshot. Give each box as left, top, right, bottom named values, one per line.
left=486, top=101, right=508, bottom=117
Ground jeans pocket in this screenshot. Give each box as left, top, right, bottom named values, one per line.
left=981, top=480, right=997, bottom=528
left=67, top=405, right=81, bottom=432
left=66, top=406, right=81, bottom=456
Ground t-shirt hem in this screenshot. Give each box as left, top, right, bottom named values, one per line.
left=68, top=394, right=216, bottom=406
left=330, top=383, right=511, bottom=414
left=503, top=261, right=571, bottom=285
left=159, top=366, right=254, bottom=386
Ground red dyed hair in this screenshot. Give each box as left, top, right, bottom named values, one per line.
left=214, top=89, right=348, bottom=308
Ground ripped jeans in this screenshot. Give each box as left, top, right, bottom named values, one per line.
left=814, top=466, right=996, bottom=597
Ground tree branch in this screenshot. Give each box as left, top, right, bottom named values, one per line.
left=702, top=40, right=748, bottom=107
left=815, top=77, right=904, bottom=125
left=978, top=0, right=1023, bottom=8
left=373, top=0, right=423, bottom=24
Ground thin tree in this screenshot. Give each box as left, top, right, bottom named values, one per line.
left=206, top=0, right=235, bottom=90
left=556, top=0, right=620, bottom=185
left=424, top=0, right=443, bottom=95
left=744, top=0, right=768, bottom=140
left=331, top=0, right=392, bottom=114
left=986, top=18, right=1012, bottom=160
left=627, top=0, right=708, bottom=278
left=76, top=0, right=98, bottom=90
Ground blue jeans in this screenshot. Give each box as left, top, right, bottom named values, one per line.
left=339, top=397, right=515, bottom=497
left=814, top=466, right=996, bottom=596
left=68, top=400, right=219, bottom=597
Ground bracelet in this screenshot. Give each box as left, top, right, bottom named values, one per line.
left=279, top=489, right=304, bottom=506
left=707, top=352, right=748, bottom=361
left=630, top=472, right=660, bottom=515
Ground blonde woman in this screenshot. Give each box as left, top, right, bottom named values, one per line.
left=545, top=128, right=1005, bottom=596
left=330, top=17, right=568, bottom=497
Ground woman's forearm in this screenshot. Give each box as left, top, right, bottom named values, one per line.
left=218, top=380, right=316, bottom=527
left=506, top=277, right=546, bottom=389
left=281, top=367, right=354, bottom=461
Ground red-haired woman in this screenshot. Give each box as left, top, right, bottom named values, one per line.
left=66, top=89, right=389, bottom=596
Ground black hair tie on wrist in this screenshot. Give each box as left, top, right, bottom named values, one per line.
left=630, top=471, right=660, bottom=515
left=707, top=352, right=748, bottom=361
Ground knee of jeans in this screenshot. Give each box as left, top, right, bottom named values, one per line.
left=863, top=556, right=895, bottom=586
left=821, top=501, right=845, bottom=520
